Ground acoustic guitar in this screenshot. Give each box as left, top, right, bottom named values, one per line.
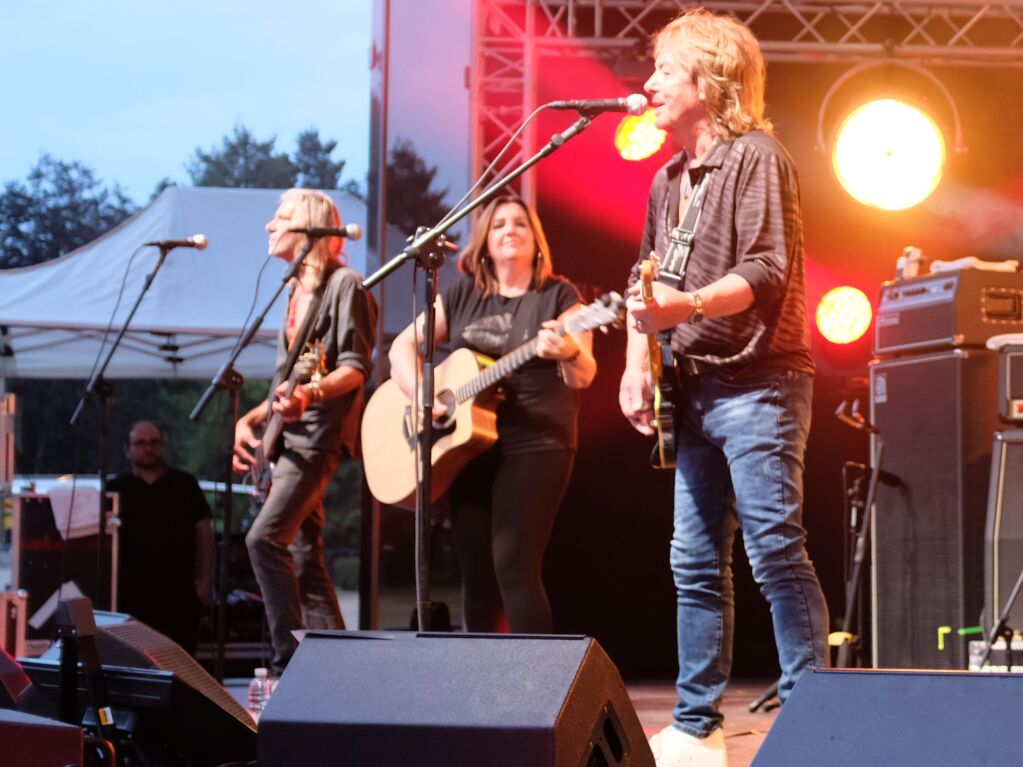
left=640, top=256, right=677, bottom=470
left=362, top=292, right=625, bottom=509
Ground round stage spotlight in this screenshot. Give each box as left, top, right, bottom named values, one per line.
left=832, top=99, right=946, bottom=211
left=816, top=286, right=872, bottom=344
left=615, top=109, right=666, bottom=161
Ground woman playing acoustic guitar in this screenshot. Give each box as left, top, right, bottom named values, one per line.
left=387, top=194, right=596, bottom=633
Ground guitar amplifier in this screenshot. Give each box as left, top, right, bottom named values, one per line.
left=874, top=268, right=1023, bottom=356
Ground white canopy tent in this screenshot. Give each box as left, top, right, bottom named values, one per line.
left=0, top=186, right=428, bottom=383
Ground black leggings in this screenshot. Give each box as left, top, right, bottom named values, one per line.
left=448, top=445, right=575, bottom=633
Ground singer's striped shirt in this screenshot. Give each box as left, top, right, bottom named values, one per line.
left=628, top=131, right=814, bottom=379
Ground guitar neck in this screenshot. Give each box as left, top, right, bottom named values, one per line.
left=453, top=337, right=538, bottom=404
left=454, top=322, right=575, bottom=404
left=446, top=292, right=623, bottom=405
left=260, top=372, right=303, bottom=452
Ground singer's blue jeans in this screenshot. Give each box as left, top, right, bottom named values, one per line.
left=669, top=369, right=829, bottom=737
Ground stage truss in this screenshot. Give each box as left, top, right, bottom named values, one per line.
left=470, top=0, right=1023, bottom=201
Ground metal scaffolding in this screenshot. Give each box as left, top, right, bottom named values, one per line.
left=470, top=0, right=1023, bottom=200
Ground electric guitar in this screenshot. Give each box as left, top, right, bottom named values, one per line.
left=362, top=292, right=626, bottom=509
left=252, top=342, right=325, bottom=503
left=640, top=256, right=677, bottom=469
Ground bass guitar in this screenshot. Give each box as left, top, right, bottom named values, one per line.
left=640, top=255, right=677, bottom=469
left=362, top=292, right=625, bottom=509
left=252, top=342, right=324, bottom=503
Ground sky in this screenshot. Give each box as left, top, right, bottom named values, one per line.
left=0, top=1, right=374, bottom=203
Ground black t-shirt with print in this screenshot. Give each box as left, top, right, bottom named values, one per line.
left=441, top=274, right=582, bottom=453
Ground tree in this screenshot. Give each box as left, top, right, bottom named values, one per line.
left=385, top=139, right=451, bottom=236
left=187, top=125, right=297, bottom=188
left=294, top=128, right=345, bottom=189
left=0, top=155, right=137, bottom=269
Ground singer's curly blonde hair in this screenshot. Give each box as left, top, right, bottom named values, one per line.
left=654, top=8, right=773, bottom=140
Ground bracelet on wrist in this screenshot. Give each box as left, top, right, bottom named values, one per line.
left=308, top=381, right=323, bottom=403
left=688, top=290, right=705, bottom=324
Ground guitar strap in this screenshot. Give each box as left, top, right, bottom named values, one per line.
left=273, top=271, right=331, bottom=388
left=656, top=167, right=712, bottom=291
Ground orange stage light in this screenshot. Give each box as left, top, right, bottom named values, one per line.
left=614, top=109, right=666, bottom=161
left=816, top=286, right=873, bottom=344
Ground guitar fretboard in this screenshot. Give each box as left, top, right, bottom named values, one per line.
left=454, top=335, right=546, bottom=404
left=448, top=292, right=622, bottom=406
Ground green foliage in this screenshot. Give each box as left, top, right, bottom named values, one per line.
left=0, top=155, right=137, bottom=269
left=294, top=128, right=345, bottom=189
left=385, top=139, right=451, bottom=236
left=186, top=125, right=298, bottom=188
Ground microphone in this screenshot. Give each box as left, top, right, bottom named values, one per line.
left=548, top=94, right=649, bottom=115
left=288, top=223, right=363, bottom=241
left=143, top=234, right=208, bottom=250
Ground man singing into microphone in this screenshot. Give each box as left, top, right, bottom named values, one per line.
left=618, top=10, right=828, bottom=766
left=233, top=188, right=376, bottom=675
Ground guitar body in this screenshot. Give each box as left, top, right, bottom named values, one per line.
left=362, top=348, right=500, bottom=509
left=362, top=292, right=625, bottom=508
left=250, top=343, right=323, bottom=504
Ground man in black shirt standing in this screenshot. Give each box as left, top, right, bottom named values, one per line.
left=233, top=189, right=376, bottom=674
left=618, top=10, right=829, bottom=767
left=109, top=421, right=213, bottom=654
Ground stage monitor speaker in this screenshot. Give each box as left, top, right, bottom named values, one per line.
left=870, top=348, right=1000, bottom=668
left=21, top=611, right=255, bottom=766
left=983, top=429, right=1023, bottom=635
left=258, top=631, right=654, bottom=767
left=0, top=708, right=83, bottom=767
left=752, top=668, right=1023, bottom=765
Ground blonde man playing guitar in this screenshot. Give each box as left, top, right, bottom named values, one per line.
left=232, top=189, right=376, bottom=675
left=618, top=10, right=828, bottom=767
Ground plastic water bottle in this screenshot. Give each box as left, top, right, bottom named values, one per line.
left=247, top=667, right=272, bottom=720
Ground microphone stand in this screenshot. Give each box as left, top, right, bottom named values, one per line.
left=363, top=113, right=593, bottom=632
left=190, top=238, right=317, bottom=683
left=833, top=399, right=898, bottom=668
left=978, top=561, right=1023, bottom=670
left=70, top=243, right=175, bottom=610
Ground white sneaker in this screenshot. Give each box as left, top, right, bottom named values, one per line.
left=648, top=724, right=727, bottom=767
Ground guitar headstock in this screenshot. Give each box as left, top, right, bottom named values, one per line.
left=565, top=292, right=626, bottom=334
left=640, top=251, right=660, bottom=301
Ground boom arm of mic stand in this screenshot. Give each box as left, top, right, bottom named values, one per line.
left=70, top=246, right=172, bottom=427
left=362, top=114, right=592, bottom=290
left=189, top=239, right=316, bottom=422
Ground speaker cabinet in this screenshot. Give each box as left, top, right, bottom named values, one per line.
left=20, top=611, right=255, bottom=766
left=0, top=708, right=83, bottom=767
left=753, top=668, right=1023, bottom=765
left=984, top=429, right=1023, bottom=634
left=258, top=631, right=654, bottom=767
left=870, top=349, right=1000, bottom=668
